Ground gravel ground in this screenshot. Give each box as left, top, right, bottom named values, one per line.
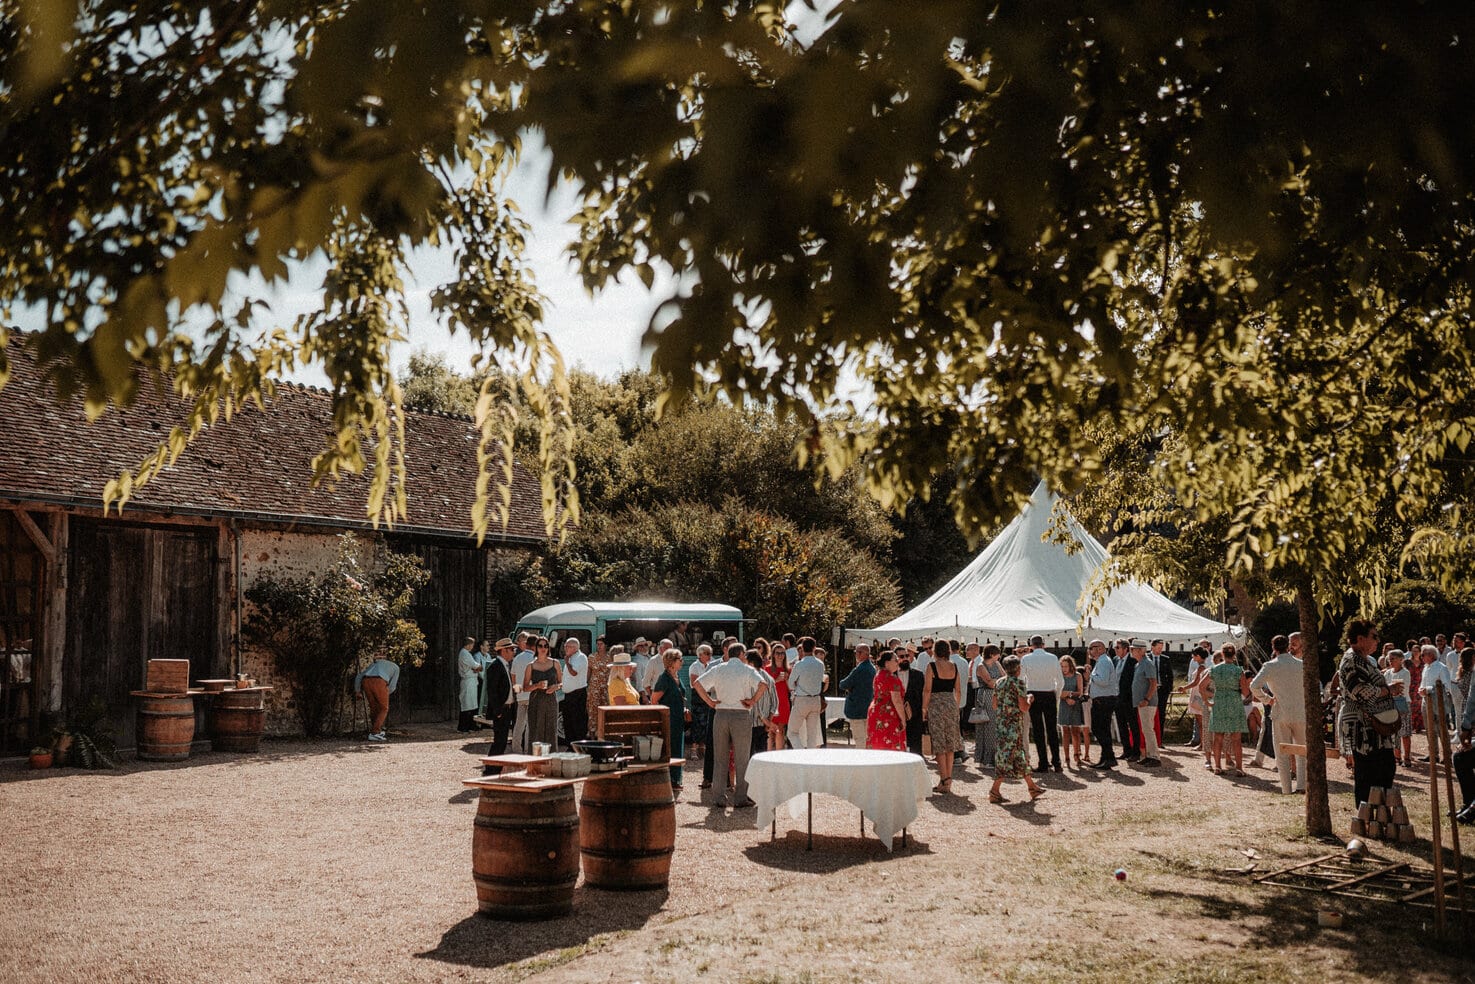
left=2, top=724, right=1471, bottom=984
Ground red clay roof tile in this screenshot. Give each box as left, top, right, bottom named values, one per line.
left=0, top=341, right=546, bottom=544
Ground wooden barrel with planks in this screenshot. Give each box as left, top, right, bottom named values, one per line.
left=210, top=690, right=266, bottom=752
left=578, top=767, right=676, bottom=890
left=472, top=787, right=579, bottom=919
left=136, top=695, right=195, bottom=761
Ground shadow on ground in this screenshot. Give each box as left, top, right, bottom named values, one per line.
left=1144, top=879, right=1473, bottom=974
left=416, top=888, right=670, bottom=970
left=742, top=832, right=932, bottom=873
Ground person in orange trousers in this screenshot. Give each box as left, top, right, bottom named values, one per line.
left=354, top=656, right=400, bottom=741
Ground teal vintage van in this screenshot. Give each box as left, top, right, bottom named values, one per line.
left=514, top=601, right=745, bottom=685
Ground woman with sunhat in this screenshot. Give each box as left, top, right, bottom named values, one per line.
left=607, top=648, right=642, bottom=706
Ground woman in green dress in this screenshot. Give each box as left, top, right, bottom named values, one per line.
left=988, top=655, right=1046, bottom=803
left=1199, top=650, right=1251, bottom=775
left=650, top=650, right=686, bottom=792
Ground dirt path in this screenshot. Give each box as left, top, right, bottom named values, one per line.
left=2, top=727, right=1470, bottom=983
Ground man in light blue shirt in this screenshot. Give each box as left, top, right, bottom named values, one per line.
left=787, top=637, right=828, bottom=749
left=1085, top=639, right=1120, bottom=769
left=509, top=632, right=536, bottom=753
left=355, top=657, right=400, bottom=742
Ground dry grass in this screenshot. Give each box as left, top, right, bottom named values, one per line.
left=1, top=723, right=1471, bottom=984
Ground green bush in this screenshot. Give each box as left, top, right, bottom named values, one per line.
left=540, top=499, right=902, bottom=640
left=244, top=534, right=429, bottom=737
left=1371, top=579, right=1475, bottom=650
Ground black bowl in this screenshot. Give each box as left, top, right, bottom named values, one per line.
left=571, top=740, right=626, bottom=763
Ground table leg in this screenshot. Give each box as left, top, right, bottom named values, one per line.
left=902, top=827, right=908, bottom=849
left=771, top=816, right=776, bottom=842
left=807, top=792, right=813, bottom=852
left=860, top=810, right=864, bottom=836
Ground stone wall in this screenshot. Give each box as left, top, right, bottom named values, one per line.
left=237, top=529, right=375, bottom=736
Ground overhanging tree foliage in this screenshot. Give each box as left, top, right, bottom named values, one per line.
left=6, top=3, right=1473, bottom=536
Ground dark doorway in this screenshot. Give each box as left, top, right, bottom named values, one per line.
left=386, top=538, right=486, bottom=725
left=0, top=511, right=43, bottom=754
left=65, top=519, right=218, bottom=747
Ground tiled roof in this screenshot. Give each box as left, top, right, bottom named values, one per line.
left=0, top=339, right=547, bottom=544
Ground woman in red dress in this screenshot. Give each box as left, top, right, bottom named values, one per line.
left=867, top=650, right=907, bottom=751
left=767, top=644, right=792, bottom=750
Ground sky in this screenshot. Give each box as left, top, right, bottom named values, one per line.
left=247, top=1, right=839, bottom=390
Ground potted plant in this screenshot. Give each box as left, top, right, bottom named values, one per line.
left=51, top=697, right=120, bottom=769
left=29, top=746, right=53, bottom=769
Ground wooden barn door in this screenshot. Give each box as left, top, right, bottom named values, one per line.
left=65, top=519, right=218, bottom=748
left=387, top=539, right=485, bottom=725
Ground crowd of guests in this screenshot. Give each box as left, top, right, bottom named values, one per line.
left=1335, top=621, right=1475, bottom=824
left=450, top=621, right=1475, bottom=825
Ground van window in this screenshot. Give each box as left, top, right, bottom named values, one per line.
left=539, top=629, right=592, bottom=653
left=602, top=619, right=743, bottom=654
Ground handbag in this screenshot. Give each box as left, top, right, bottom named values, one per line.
left=969, top=702, right=990, bottom=724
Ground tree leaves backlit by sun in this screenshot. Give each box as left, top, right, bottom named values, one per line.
left=3, top=2, right=1475, bottom=601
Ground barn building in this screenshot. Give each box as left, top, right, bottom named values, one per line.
left=0, top=341, right=546, bottom=754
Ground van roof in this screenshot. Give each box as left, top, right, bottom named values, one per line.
left=517, top=601, right=744, bottom=627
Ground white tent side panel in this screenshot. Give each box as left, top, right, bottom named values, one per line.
left=863, top=482, right=1237, bottom=649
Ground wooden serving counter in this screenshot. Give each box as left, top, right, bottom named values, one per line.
left=465, top=757, right=684, bottom=919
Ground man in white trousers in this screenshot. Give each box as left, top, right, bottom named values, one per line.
left=1250, top=633, right=1307, bottom=793
left=786, top=637, right=828, bottom=749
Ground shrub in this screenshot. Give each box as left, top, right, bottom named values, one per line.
left=1371, top=579, right=1475, bottom=650
left=245, top=535, right=429, bottom=736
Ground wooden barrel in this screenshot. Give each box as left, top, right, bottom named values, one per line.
left=137, top=696, right=195, bottom=761
left=472, top=787, right=579, bottom=920
left=579, top=768, right=675, bottom=890
left=211, top=691, right=265, bottom=752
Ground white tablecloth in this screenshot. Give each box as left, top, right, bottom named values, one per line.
left=746, top=749, right=931, bottom=851
left=824, top=696, right=848, bottom=723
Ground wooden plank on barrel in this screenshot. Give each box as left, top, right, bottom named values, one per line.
left=462, top=759, right=686, bottom=792
left=481, top=754, right=553, bottom=768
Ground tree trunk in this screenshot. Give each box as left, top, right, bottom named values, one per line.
left=1298, top=581, right=1333, bottom=837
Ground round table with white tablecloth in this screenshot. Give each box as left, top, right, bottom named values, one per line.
left=746, top=749, right=932, bottom=851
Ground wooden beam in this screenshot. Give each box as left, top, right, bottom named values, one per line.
left=1324, top=861, right=1409, bottom=892
left=215, top=523, right=233, bottom=679
left=1401, top=870, right=1475, bottom=903
left=40, top=512, right=68, bottom=714
left=11, top=508, right=55, bottom=565
left=1253, top=852, right=1344, bottom=883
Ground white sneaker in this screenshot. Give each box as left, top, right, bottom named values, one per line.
left=367, top=732, right=387, bottom=742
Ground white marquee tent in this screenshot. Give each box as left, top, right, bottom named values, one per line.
left=862, top=482, right=1239, bottom=650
